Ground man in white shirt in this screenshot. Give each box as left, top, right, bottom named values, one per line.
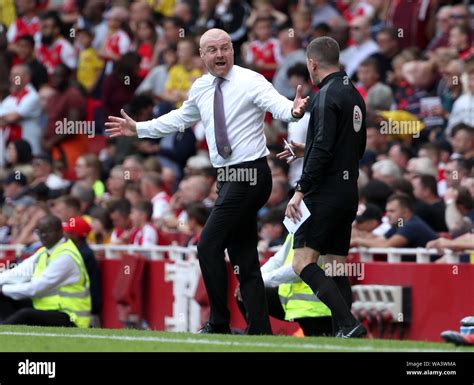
left=340, top=16, right=379, bottom=79
left=0, top=215, right=91, bottom=327
left=446, top=65, right=474, bottom=134
left=105, top=28, right=309, bottom=335
left=0, top=64, right=43, bottom=158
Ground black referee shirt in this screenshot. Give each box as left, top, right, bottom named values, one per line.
left=297, top=71, right=367, bottom=211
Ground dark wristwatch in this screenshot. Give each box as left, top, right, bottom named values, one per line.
left=295, top=183, right=303, bottom=193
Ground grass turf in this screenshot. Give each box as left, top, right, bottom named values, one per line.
left=0, top=325, right=470, bottom=352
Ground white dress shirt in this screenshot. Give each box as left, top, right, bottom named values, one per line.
left=136, top=65, right=297, bottom=167
left=288, top=111, right=310, bottom=187
left=0, top=238, right=81, bottom=300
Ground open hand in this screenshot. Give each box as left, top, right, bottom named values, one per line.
left=105, top=109, right=137, bottom=138
left=292, top=85, right=310, bottom=118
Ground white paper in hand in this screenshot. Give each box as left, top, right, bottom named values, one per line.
left=283, top=200, right=311, bottom=234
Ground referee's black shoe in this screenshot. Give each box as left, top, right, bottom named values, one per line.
left=336, top=322, right=367, bottom=338
left=198, top=322, right=232, bottom=334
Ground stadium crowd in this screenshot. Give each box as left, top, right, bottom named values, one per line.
left=0, top=0, right=473, bottom=266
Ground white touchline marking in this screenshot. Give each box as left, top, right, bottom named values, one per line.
left=0, top=331, right=457, bottom=352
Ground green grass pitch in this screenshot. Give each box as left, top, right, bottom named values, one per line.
left=0, top=325, right=470, bottom=352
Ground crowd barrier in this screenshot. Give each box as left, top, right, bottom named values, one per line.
left=0, top=244, right=472, bottom=341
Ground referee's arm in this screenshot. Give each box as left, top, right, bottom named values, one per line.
left=297, top=96, right=338, bottom=194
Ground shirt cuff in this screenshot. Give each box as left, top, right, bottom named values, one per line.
left=2, top=284, right=24, bottom=299
left=290, top=108, right=302, bottom=121
left=136, top=121, right=151, bottom=138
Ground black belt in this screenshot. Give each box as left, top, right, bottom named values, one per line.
left=220, top=156, right=267, bottom=169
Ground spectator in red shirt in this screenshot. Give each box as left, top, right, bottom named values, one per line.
left=356, top=57, right=382, bottom=101
left=245, top=17, right=282, bottom=81
left=140, top=172, right=171, bottom=226
left=109, top=198, right=133, bottom=245
left=133, top=19, right=157, bottom=79
left=129, top=200, right=157, bottom=246
left=98, top=6, right=131, bottom=74
left=7, top=0, right=41, bottom=49
left=128, top=1, right=154, bottom=35
left=36, top=11, right=76, bottom=75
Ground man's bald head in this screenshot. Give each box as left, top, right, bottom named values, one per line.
left=199, top=28, right=232, bottom=50
left=199, top=28, right=234, bottom=77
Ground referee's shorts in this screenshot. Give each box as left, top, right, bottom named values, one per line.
left=293, top=201, right=356, bottom=256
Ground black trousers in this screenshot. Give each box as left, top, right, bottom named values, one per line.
left=237, top=286, right=333, bottom=336
left=197, top=157, right=273, bottom=334
left=0, top=295, right=75, bottom=327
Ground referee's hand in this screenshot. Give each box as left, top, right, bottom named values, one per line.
left=105, top=109, right=137, bottom=137
left=285, top=192, right=303, bottom=223
left=277, top=140, right=305, bottom=164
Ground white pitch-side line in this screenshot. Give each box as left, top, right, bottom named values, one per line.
left=0, top=331, right=454, bottom=352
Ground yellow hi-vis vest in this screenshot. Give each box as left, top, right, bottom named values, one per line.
left=278, top=234, right=332, bottom=321
left=32, top=239, right=91, bottom=328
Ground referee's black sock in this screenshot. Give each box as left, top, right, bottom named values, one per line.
left=331, top=276, right=353, bottom=334
left=333, top=276, right=353, bottom=308
left=300, top=263, right=356, bottom=328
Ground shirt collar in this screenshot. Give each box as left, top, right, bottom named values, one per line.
left=319, top=70, right=347, bottom=89
left=209, top=65, right=236, bottom=84
left=46, top=237, right=66, bottom=254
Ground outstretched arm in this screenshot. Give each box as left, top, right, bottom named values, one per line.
left=105, top=93, right=201, bottom=139
left=251, top=72, right=309, bottom=122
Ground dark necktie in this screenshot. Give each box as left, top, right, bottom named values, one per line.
left=214, top=77, right=232, bottom=159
